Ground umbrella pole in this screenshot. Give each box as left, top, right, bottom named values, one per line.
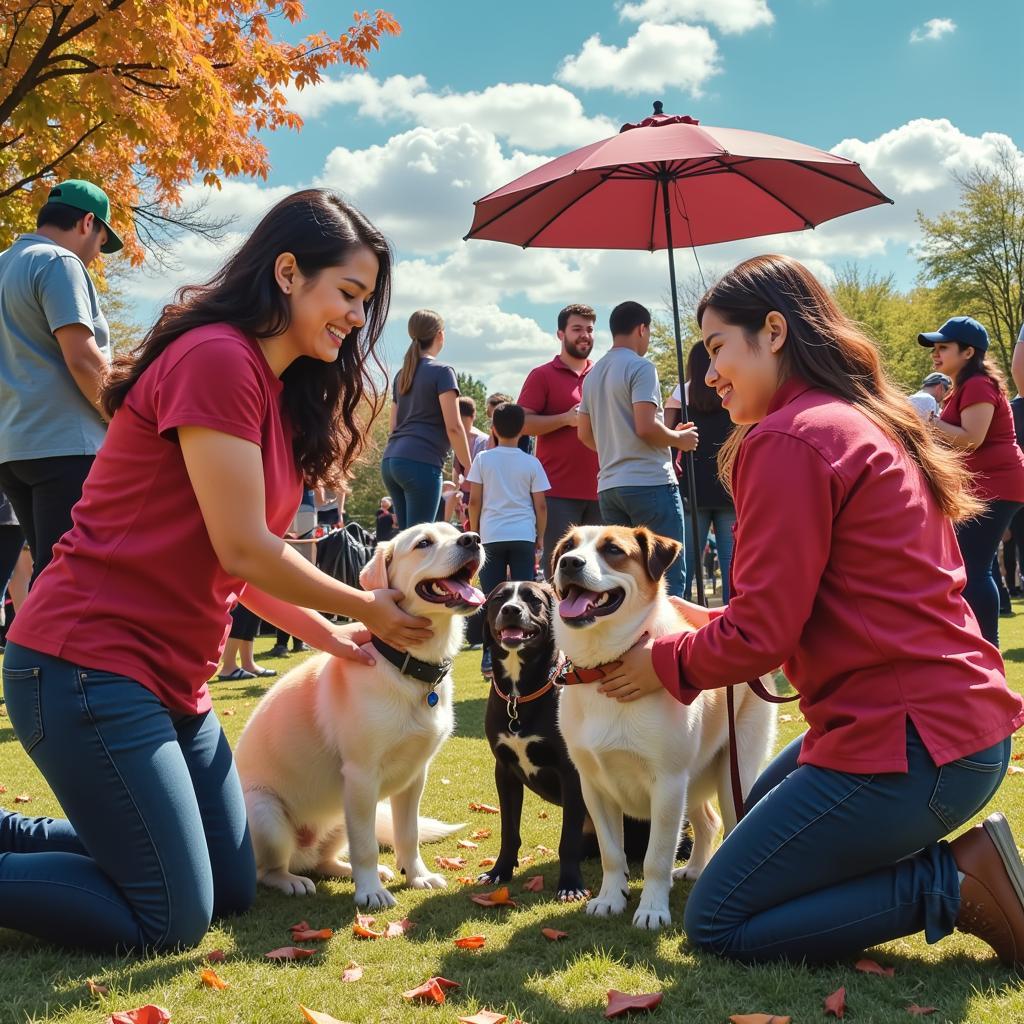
left=660, top=175, right=706, bottom=606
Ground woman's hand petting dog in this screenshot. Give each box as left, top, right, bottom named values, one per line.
left=325, top=622, right=377, bottom=665
left=360, top=588, right=434, bottom=650
left=597, top=635, right=663, bottom=703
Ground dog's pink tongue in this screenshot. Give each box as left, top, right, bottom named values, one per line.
left=439, top=578, right=485, bottom=606
left=559, top=590, right=598, bottom=619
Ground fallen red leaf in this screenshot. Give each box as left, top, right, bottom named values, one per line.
left=107, top=1007, right=171, bottom=1024
left=265, top=946, right=317, bottom=960
left=479, top=856, right=497, bottom=867
left=206, top=950, right=226, bottom=963
left=470, top=886, right=518, bottom=907
left=541, top=927, right=568, bottom=941
left=222, top=709, right=236, bottom=716
left=290, top=927, right=333, bottom=941
left=385, top=917, right=415, bottom=937
left=469, top=802, right=500, bottom=814
left=470, top=828, right=492, bottom=840
left=355, top=913, right=375, bottom=927
left=535, top=844, right=554, bottom=855
left=522, top=875, right=544, bottom=892
left=402, top=977, right=461, bottom=1004
left=519, top=855, right=534, bottom=865
left=907, top=1007, right=937, bottom=1017
left=854, top=958, right=894, bottom=977
left=824, top=987, right=846, bottom=1019
left=457, top=839, right=479, bottom=849
left=437, top=856, right=468, bottom=869
left=729, top=1016, right=792, bottom=1024
left=605, top=990, right=663, bottom=1018
left=352, top=922, right=384, bottom=939
left=457, top=876, right=476, bottom=884
left=0, top=784, right=6, bottom=793
left=87, top=979, right=110, bottom=997
left=1009, top=766, right=1024, bottom=775
left=1013, top=752, right=1023, bottom=761
left=13, top=793, right=31, bottom=803
left=299, top=1005, right=353, bottom=1024
left=457, top=1012, right=507, bottom=1024
left=454, top=935, right=487, bottom=949
left=199, top=968, right=229, bottom=990
left=341, top=961, right=363, bottom=982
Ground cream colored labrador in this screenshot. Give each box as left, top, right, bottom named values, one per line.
left=552, top=524, right=776, bottom=930
left=235, top=522, right=484, bottom=907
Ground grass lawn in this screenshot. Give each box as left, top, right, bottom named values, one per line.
left=3, top=612, right=1024, bottom=1024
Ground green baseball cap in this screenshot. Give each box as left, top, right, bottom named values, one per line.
left=45, top=179, right=124, bottom=254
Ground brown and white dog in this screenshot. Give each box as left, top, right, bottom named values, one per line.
left=235, top=522, right=484, bottom=907
left=552, top=524, right=776, bottom=930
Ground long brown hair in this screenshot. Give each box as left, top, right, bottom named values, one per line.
left=697, top=255, right=981, bottom=522
left=397, top=309, right=443, bottom=396
left=102, top=190, right=391, bottom=486
left=953, top=338, right=1007, bottom=395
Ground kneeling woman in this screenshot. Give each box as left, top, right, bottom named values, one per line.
left=0, top=191, right=431, bottom=952
left=601, top=255, right=1024, bottom=967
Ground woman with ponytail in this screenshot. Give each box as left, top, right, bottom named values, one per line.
left=0, top=190, right=431, bottom=953
left=597, top=255, right=1024, bottom=969
left=381, top=309, right=472, bottom=529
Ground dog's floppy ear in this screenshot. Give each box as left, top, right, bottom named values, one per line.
left=359, top=541, right=393, bottom=591
left=549, top=529, right=576, bottom=583
left=635, top=527, right=681, bottom=583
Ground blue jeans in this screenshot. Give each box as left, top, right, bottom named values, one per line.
left=599, top=483, right=686, bottom=597
left=955, top=498, right=1022, bottom=646
left=380, top=457, right=443, bottom=531
left=684, top=506, right=736, bottom=602
left=684, top=722, right=1010, bottom=963
left=0, top=643, right=255, bottom=952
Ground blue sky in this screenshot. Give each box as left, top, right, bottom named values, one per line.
left=127, top=0, right=1024, bottom=393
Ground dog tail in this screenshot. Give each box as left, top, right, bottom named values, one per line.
left=374, top=802, right=466, bottom=848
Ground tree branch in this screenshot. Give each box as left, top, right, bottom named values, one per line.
left=0, top=119, right=106, bottom=197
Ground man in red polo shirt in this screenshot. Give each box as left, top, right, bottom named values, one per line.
left=518, top=303, right=602, bottom=577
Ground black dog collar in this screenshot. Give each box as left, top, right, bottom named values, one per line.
left=371, top=636, right=451, bottom=705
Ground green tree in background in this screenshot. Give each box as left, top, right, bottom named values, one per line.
left=918, top=143, right=1024, bottom=379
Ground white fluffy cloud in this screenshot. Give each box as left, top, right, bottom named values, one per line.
left=910, top=18, right=956, bottom=43
left=285, top=73, right=616, bottom=151
left=618, top=0, right=773, bottom=33
left=556, top=22, right=720, bottom=96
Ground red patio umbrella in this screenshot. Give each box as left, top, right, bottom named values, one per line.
left=465, top=103, right=892, bottom=603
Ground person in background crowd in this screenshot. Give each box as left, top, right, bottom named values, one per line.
left=518, top=302, right=603, bottom=578
left=0, top=489, right=25, bottom=648
left=1005, top=388, right=1024, bottom=598
left=468, top=402, right=549, bottom=679
left=375, top=496, right=398, bottom=542
left=314, top=484, right=341, bottom=528
left=665, top=342, right=736, bottom=602
left=924, top=316, right=1024, bottom=646
left=381, top=309, right=471, bottom=529
left=908, top=371, right=952, bottom=421
left=0, top=179, right=119, bottom=582
left=599, top=254, right=1024, bottom=970
left=453, top=396, right=491, bottom=507
left=0, top=189, right=431, bottom=952
left=1009, top=322, right=1024, bottom=398
left=268, top=487, right=317, bottom=657
left=217, top=604, right=276, bottom=681
left=487, top=392, right=532, bottom=453
left=578, top=300, right=697, bottom=598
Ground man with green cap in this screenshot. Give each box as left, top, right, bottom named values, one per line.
left=0, top=178, right=124, bottom=581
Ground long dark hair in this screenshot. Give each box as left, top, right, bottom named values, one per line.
left=102, top=189, right=392, bottom=485
left=697, top=254, right=980, bottom=522
left=953, top=339, right=1006, bottom=395
left=684, top=341, right=722, bottom=415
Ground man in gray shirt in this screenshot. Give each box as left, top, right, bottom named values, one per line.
left=578, top=301, right=698, bottom=597
left=0, top=179, right=122, bottom=580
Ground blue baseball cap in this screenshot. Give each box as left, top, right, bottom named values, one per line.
left=918, top=316, right=988, bottom=352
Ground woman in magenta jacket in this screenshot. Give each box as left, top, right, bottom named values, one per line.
left=600, top=255, right=1024, bottom=968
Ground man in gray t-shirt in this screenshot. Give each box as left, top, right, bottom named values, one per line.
left=0, top=178, right=122, bottom=580
left=578, top=301, right=698, bottom=597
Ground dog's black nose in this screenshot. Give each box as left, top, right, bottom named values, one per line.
left=457, top=532, right=480, bottom=549
left=558, top=553, right=585, bottom=572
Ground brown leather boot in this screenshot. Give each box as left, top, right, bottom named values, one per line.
left=948, top=813, right=1024, bottom=969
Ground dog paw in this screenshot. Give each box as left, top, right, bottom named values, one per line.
left=408, top=872, right=448, bottom=890
left=477, top=867, right=514, bottom=885
left=673, top=863, right=704, bottom=882
left=632, top=902, right=672, bottom=930
left=354, top=886, right=397, bottom=910
left=557, top=887, right=591, bottom=903
left=260, top=870, right=316, bottom=896
left=586, top=891, right=628, bottom=917
left=377, top=864, right=396, bottom=882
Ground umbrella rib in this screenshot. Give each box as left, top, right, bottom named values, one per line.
left=464, top=179, right=563, bottom=239
left=520, top=170, right=617, bottom=247
left=715, top=158, right=816, bottom=229
left=790, top=160, right=894, bottom=204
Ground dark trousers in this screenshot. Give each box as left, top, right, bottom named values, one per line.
left=1, top=642, right=255, bottom=951
left=0, top=524, right=24, bottom=603
left=0, top=455, right=94, bottom=583
left=1003, top=507, right=1024, bottom=592
left=955, top=498, right=1022, bottom=646
left=228, top=604, right=260, bottom=642
left=684, top=722, right=1009, bottom=963
left=479, top=540, right=537, bottom=650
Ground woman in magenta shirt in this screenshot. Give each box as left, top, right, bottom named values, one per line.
left=601, top=255, right=1024, bottom=968
left=0, top=190, right=431, bottom=952
left=923, top=316, right=1024, bottom=645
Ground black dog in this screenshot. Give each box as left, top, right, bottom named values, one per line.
left=480, top=580, right=590, bottom=901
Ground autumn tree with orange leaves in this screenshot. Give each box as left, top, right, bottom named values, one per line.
left=0, top=1, right=399, bottom=264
